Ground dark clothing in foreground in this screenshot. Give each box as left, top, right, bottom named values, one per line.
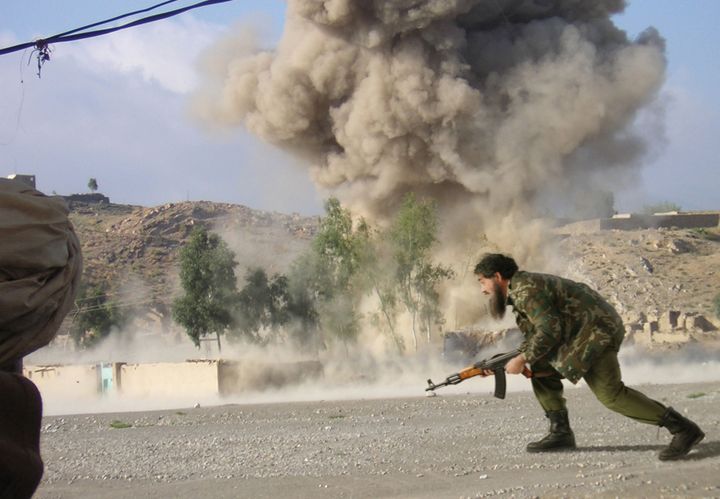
left=0, top=370, right=43, bottom=499
left=0, top=179, right=83, bottom=497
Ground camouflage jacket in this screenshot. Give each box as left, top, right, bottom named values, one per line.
left=508, top=271, right=624, bottom=384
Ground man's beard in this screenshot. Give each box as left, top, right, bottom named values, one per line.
left=489, top=281, right=506, bottom=320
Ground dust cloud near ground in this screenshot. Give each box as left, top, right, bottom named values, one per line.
left=30, top=327, right=720, bottom=418
left=27, top=223, right=720, bottom=419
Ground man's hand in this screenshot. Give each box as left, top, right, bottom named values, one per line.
left=505, top=353, right=527, bottom=375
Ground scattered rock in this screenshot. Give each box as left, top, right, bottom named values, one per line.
left=640, top=257, right=654, bottom=274
left=667, top=239, right=694, bottom=254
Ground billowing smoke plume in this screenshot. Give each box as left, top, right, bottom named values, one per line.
left=195, top=0, right=664, bottom=240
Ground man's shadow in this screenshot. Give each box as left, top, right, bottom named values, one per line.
left=575, top=440, right=720, bottom=460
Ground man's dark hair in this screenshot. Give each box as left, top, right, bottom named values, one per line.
left=474, top=253, right=519, bottom=279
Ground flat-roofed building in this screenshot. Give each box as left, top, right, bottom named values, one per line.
left=6, top=173, right=36, bottom=188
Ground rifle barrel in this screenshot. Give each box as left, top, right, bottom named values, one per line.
left=426, top=349, right=523, bottom=393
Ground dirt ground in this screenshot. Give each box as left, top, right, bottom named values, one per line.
left=35, top=380, right=720, bottom=499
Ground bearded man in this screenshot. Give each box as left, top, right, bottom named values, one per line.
left=474, top=253, right=704, bottom=461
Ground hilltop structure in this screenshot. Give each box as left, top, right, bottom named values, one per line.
left=5, top=173, right=36, bottom=188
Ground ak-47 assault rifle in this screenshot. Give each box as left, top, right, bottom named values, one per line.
left=426, top=349, right=535, bottom=399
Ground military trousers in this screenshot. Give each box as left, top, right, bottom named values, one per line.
left=530, top=348, right=667, bottom=425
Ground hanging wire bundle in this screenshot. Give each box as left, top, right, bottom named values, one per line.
left=0, top=0, right=233, bottom=77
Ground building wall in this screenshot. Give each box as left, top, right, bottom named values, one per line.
left=62, top=193, right=110, bottom=204
left=218, top=359, right=323, bottom=395
left=24, top=364, right=99, bottom=398
left=600, top=213, right=720, bottom=230
left=119, top=360, right=219, bottom=398
left=24, top=359, right=324, bottom=400
left=6, top=174, right=36, bottom=188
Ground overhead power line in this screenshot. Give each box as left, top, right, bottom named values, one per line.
left=50, top=0, right=182, bottom=40
left=0, top=0, right=234, bottom=61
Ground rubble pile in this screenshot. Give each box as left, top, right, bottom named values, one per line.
left=556, top=227, right=720, bottom=332
left=623, top=309, right=719, bottom=348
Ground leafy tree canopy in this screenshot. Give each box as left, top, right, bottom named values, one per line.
left=172, top=226, right=239, bottom=349
left=70, top=283, right=124, bottom=349
left=235, top=268, right=292, bottom=343
left=388, top=193, right=453, bottom=350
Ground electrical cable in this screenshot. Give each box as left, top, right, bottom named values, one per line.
left=0, top=0, right=233, bottom=56
left=51, top=0, right=181, bottom=40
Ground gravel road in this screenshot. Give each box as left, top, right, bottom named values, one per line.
left=35, top=381, right=720, bottom=499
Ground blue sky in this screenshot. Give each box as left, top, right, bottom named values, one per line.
left=613, top=1, right=720, bottom=211
left=0, top=0, right=718, bottom=214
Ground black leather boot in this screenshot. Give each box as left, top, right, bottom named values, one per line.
left=526, top=409, right=576, bottom=452
left=658, top=407, right=704, bottom=461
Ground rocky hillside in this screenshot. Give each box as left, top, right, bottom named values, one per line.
left=69, top=200, right=319, bottom=304
left=68, top=200, right=720, bottom=350
left=554, top=223, right=720, bottom=348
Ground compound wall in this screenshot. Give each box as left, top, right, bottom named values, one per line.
left=119, top=360, right=219, bottom=398
left=600, top=213, right=720, bottom=230
left=24, top=359, right=325, bottom=400
left=24, top=364, right=100, bottom=398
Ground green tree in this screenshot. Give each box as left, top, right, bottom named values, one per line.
left=87, top=177, right=98, bottom=192
left=310, top=198, right=367, bottom=349
left=283, top=198, right=368, bottom=352
left=172, top=226, right=239, bottom=351
left=70, top=284, right=124, bottom=348
left=416, top=262, right=452, bottom=344
left=267, top=274, right=292, bottom=327
left=285, top=254, right=322, bottom=350
left=354, top=223, right=404, bottom=352
left=235, top=268, right=292, bottom=343
left=235, top=268, right=272, bottom=342
left=389, top=193, right=453, bottom=351
left=313, top=198, right=362, bottom=291
left=714, top=292, right=720, bottom=320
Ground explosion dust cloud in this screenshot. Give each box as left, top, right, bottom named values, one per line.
left=194, top=0, right=666, bottom=256
left=34, top=1, right=703, bottom=417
